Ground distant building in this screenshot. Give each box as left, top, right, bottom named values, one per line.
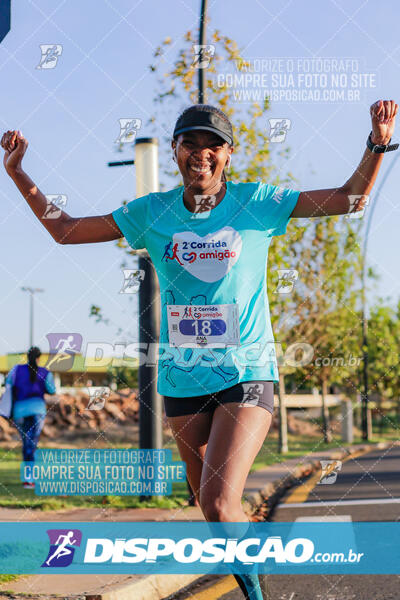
left=0, top=353, right=138, bottom=389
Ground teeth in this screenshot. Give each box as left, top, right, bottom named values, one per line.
left=190, top=165, right=211, bottom=173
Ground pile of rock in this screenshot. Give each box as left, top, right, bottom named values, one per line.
left=0, top=388, right=140, bottom=440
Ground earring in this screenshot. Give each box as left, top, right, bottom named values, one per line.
left=226, top=156, right=231, bottom=168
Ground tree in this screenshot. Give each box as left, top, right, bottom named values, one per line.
left=366, top=301, right=400, bottom=432
left=270, top=215, right=364, bottom=443
left=146, top=29, right=296, bottom=188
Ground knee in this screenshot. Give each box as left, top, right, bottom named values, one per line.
left=200, top=494, right=235, bottom=522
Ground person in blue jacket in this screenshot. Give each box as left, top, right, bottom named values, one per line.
left=6, top=347, right=56, bottom=488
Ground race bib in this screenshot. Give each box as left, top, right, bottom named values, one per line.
left=167, top=304, right=240, bottom=348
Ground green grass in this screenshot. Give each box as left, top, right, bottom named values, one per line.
left=251, top=435, right=346, bottom=472
left=0, top=431, right=396, bottom=511
left=0, top=573, right=33, bottom=589
left=251, top=432, right=397, bottom=472
left=0, top=574, right=20, bottom=583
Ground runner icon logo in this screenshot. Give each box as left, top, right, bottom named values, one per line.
left=86, top=387, right=111, bottom=411
left=120, top=269, right=145, bottom=294
left=115, top=118, right=142, bottom=145
left=241, top=383, right=264, bottom=405
left=268, top=118, right=291, bottom=143
left=346, top=194, right=370, bottom=219
left=43, top=194, right=67, bottom=219
left=36, top=45, right=63, bottom=69
left=192, top=44, right=215, bottom=69
left=45, top=333, right=82, bottom=372
left=318, top=460, right=342, bottom=484
left=191, top=195, right=217, bottom=218
left=41, top=529, right=82, bottom=568
left=275, top=269, right=299, bottom=294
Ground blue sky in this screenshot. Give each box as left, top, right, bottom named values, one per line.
left=0, top=0, right=399, bottom=355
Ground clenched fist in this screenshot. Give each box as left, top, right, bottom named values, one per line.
left=1, top=129, right=28, bottom=175
left=370, top=100, right=398, bottom=145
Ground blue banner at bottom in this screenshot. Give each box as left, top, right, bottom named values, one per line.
left=0, top=522, right=398, bottom=574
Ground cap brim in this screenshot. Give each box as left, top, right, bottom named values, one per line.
left=173, top=125, right=232, bottom=146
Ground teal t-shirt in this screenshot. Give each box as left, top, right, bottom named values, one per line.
left=112, top=181, right=299, bottom=398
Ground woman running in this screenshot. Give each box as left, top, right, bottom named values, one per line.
left=5, top=346, right=56, bottom=488
left=1, top=99, right=397, bottom=597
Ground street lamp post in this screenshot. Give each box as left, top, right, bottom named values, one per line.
left=361, top=152, right=400, bottom=440
left=360, top=258, right=369, bottom=441
left=21, top=287, right=44, bottom=348
left=198, top=0, right=208, bottom=104
left=134, top=138, right=162, bottom=459
left=108, top=140, right=162, bottom=482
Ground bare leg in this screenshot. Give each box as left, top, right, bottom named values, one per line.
left=168, top=404, right=272, bottom=599
left=167, top=411, right=213, bottom=505
left=199, top=403, right=272, bottom=522
left=199, top=403, right=272, bottom=599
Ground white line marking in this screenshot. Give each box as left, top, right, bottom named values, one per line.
left=279, top=498, right=400, bottom=508
left=294, top=515, right=352, bottom=522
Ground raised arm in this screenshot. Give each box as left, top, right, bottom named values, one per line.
left=1, top=129, right=122, bottom=244
left=291, top=99, right=398, bottom=218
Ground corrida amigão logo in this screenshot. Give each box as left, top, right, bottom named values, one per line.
left=160, top=228, right=243, bottom=283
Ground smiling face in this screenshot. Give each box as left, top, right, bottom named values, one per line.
left=172, top=130, right=233, bottom=192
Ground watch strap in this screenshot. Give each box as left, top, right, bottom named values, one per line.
left=367, top=132, right=399, bottom=153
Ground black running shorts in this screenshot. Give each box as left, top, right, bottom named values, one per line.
left=163, top=380, right=275, bottom=417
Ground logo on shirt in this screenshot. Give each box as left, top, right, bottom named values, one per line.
left=161, top=227, right=242, bottom=282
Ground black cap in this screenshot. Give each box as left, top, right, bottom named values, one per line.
left=173, top=105, right=233, bottom=146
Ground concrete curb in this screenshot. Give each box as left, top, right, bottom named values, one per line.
left=85, top=574, right=201, bottom=600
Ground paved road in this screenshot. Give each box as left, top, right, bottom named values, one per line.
left=175, top=445, right=400, bottom=599
left=272, top=444, right=400, bottom=522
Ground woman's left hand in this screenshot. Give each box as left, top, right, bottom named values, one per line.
left=370, top=99, right=398, bottom=145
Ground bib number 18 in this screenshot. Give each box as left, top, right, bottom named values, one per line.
left=167, top=304, right=239, bottom=347
left=179, top=319, right=226, bottom=336
left=192, top=319, right=211, bottom=336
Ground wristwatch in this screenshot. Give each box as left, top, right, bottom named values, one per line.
left=367, top=132, right=399, bottom=153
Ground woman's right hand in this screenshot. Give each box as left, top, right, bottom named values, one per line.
left=1, top=129, right=28, bottom=175
left=0, top=129, right=122, bottom=244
